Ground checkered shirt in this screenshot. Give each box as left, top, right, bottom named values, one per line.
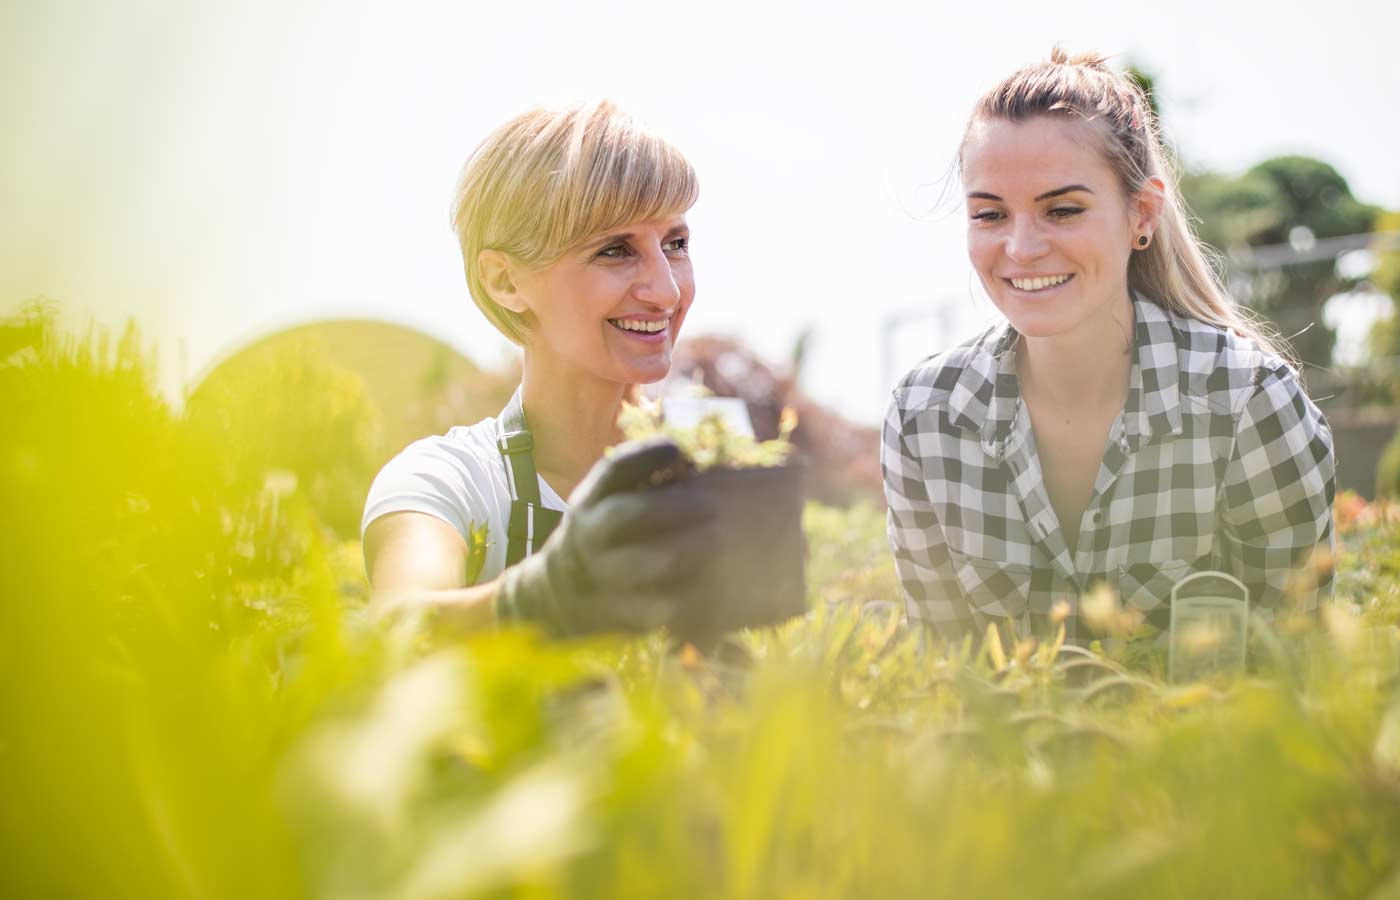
left=882, top=295, right=1336, bottom=645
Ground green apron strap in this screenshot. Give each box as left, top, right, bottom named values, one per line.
left=497, top=388, right=563, bottom=565
left=505, top=503, right=565, bottom=567
left=497, top=388, right=541, bottom=505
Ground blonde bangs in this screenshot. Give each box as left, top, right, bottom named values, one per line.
left=561, top=132, right=698, bottom=256
left=509, top=103, right=698, bottom=264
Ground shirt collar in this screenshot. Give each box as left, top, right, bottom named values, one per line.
left=1126, top=293, right=1184, bottom=445
left=952, top=294, right=1184, bottom=457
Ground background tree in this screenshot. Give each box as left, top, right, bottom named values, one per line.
left=1125, top=65, right=1162, bottom=129
left=1125, top=62, right=1379, bottom=369
left=1182, top=157, right=1378, bottom=368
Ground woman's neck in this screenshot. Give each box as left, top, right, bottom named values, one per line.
left=1016, top=297, right=1135, bottom=411
left=518, top=352, right=634, bottom=500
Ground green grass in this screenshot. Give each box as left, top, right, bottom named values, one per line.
left=5, top=305, right=1400, bottom=899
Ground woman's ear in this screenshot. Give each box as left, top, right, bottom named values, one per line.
left=477, top=249, right=529, bottom=314
left=1134, top=176, right=1167, bottom=239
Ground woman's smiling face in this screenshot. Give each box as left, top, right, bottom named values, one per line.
left=961, top=116, right=1155, bottom=343
left=507, top=215, right=694, bottom=386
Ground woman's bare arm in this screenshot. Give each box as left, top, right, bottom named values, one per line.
left=362, top=511, right=499, bottom=633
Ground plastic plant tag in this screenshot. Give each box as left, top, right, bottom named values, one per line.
left=662, top=395, right=755, bottom=438
left=1169, top=571, right=1249, bottom=684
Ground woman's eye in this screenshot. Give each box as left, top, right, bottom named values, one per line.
left=970, top=210, right=1004, bottom=222
left=596, top=244, right=630, bottom=259
left=664, top=237, right=690, bottom=254
left=1049, top=206, right=1085, bottom=219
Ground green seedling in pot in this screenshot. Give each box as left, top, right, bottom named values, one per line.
left=616, top=396, right=797, bottom=472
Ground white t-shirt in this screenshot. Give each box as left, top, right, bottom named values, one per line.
left=361, top=416, right=568, bottom=584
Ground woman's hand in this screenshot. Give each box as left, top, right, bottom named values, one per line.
left=495, top=438, right=720, bottom=636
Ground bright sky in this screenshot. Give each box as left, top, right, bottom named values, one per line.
left=5, top=0, right=1399, bottom=423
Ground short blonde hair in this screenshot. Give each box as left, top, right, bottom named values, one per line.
left=451, top=100, right=699, bottom=344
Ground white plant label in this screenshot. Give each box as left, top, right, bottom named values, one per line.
left=662, top=395, right=756, bottom=438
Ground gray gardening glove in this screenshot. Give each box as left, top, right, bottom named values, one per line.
left=495, top=438, right=719, bottom=636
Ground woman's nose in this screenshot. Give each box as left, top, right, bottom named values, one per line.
left=634, top=245, right=682, bottom=308
left=1005, top=217, right=1048, bottom=261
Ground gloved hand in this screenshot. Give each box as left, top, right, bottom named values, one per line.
left=495, top=438, right=719, bottom=636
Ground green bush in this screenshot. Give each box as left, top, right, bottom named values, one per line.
left=185, top=334, right=382, bottom=538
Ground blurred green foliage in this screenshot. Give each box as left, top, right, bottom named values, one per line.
left=6, top=305, right=1400, bottom=899
left=1374, top=210, right=1400, bottom=302
left=1183, top=157, right=1378, bottom=368
left=1378, top=431, right=1400, bottom=500
left=1124, top=64, right=1162, bottom=132
left=186, top=334, right=382, bottom=538
left=1367, top=210, right=1400, bottom=361
left=196, top=320, right=519, bottom=485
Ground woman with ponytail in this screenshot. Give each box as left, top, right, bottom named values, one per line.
left=882, top=49, right=1335, bottom=645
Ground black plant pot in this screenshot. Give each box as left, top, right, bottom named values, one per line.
left=667, top=463, right=807, bottom=647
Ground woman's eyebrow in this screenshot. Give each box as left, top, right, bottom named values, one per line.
left=966, top=185, right=1095, bottom=203
left=586, top=223, right=689, bottom=249
left=586, top=231, right=633, bottom=249
left=1035, top=184, right=1093, bottom=201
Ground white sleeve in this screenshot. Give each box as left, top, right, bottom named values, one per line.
left=360, top=435, right=498, bottom=544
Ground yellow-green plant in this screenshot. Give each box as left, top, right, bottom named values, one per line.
left=8, top=304, right=1400, bottom=899
left=616, top=397, right=796, bottom=470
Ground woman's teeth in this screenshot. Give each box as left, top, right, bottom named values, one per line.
left=610, top=318, right=667, bottom=333
left=1010, top=274, right=1072, bottom=292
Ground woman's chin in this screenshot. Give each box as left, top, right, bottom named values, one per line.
left=613, top=353, right=673, bottom=386
left=1010, top=321, right=1066, bottom=340
left=996, top=305, right=1072, bottom=340
left=629, top=362, right=672, bottom=385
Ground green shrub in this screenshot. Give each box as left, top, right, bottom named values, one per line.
left=185, top=335, right=382, bottom=538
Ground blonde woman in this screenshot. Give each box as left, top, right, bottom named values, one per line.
left=883, top=50, right=1335, bottom=645
left=363, top=101, right=720, bottom=635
